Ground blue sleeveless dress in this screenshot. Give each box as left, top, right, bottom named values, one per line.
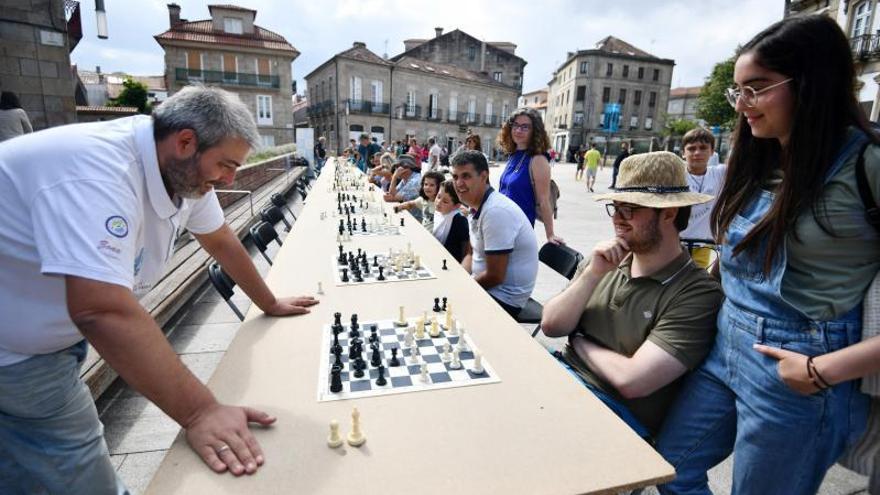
left=499, top=150, right=536, bottom=225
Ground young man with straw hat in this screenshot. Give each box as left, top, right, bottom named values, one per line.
left=541, top=151, right=723, bottom=438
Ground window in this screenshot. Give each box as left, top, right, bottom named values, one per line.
left=606, top=63, right=613, bottom=77
left=580, top=61, right=589, bottom=74
left=256, top=95, right=272, bottom=125
left=618, top=89, right=627, bottom=105
left=653, top=69, right=660, bottom=82
left=853, top=1, right=870, bottom=37
left=576, top=85, right=586, bottom=101
left=602, top=87, right=611, bottom=103
left=645, top=117, right=653, bottom=130
left=224, top=17, right=243, bottom=34
left=449, top=95, right=458, bottom=120
left=501, top=102, right=510, bottom=122
left=630, top=116, right=639, bottom=129
left=260, top=134, right=275, bottom=148
left=186, top=50, right=202, bottom=78
left=485, top=100, right=493, bottom=124
left=493, top=72, right=503, bottom=82
left=467, top=96, right=477, bottom=122
left=429, top=93, right=439, bottom=119
left=371, top=80, right=383, bottom=105
left=574, top=112, right=584, bottom=125
left=222, top=53, right=237, bottom=82
left=350, top=76, right=362, bottom=101
left=406, top=90, right=416, bottom=116
left=638, top=67, right=644, bottom=79
left=599, top=112, right=605, bottom=127
left=649, top=91, right=657, bottom=108
left=257, top=57, right=271, bottom=86
left=634, top=90, right=642, bottom=106
left=623, top=65, right=629, bottom=78
left=468, top=45, right=477, bottom=61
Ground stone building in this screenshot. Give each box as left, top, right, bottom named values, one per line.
left=154, top=3, right=300, bottom=147
left=786, top=0, right=879, bottom=120
left=518, top=87, right=549, bottom=121
left=0, top=0, right=79, bottom=130
left=544, top=36, right=674, bottom=157
left=667, top=86, right=702, bottom=123
left=305, top=28, right=525, bottom=156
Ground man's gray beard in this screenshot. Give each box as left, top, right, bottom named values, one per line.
left=163, top=153, right=205, bottom=199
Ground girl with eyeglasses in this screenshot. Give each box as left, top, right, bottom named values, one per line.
left=655, top=15, right=880, bottom=495
left=496, top=108, right=564, bottom=244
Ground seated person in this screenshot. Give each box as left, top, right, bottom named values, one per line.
left=433, top=180, right=471, bottom=263
left=383, top=154, right=422, bottom=210
left=451, top=150, right=538, bottom=318
left=370, top=152, right=395, bottom=191
left=395, top=171, right=444, bottom=230
left=540, top=151, right=723, bottom=439
left=679, top=127, right=726, bottom=269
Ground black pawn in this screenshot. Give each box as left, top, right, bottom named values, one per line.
left=400, top=217, right=405, bottom=227
left=331, top=332, right=342, bottom=355
left=353, top=359, right=365, bottom=378
left=373, top=255, right=379, bottom=267
left=370, top=343, right=382, bottom=367
left=442, top=259, right=448, bottom=270
left=433, top=297, right=442, bottom=313
left=333, top=311, right=343, bottom=329
left=330, top=365, right=343, bottom=393
left=338, top=245, right=346, bottom=264
left=341, top=268, right=349, bottom=283
left=354, top=269, right=363, bottom=283
left=350, top=314, right=360, bottom=332
left=376, top=365, right=387, bottom=386
left=377, top=266, right=385, bottom=281
left=390, top=347, right=400, bottom=367
left=369, top=326, right=379, bottom=343
left=333, top=349, right=343, bottom=369
left=442, top=297, right=448, bottom=312
left=361, top=218, right=367, bottom=232
left=348, top=339, right=360, bottom=359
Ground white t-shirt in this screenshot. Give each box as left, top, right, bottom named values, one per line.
left=0, top=115, right=225, bottom=366
left=468, top=188, right=538, bottom=308
left=429, top=144, right=443, bottom=169
left=681, top=164, right=727, bottom=241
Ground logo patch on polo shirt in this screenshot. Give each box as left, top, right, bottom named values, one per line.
left=643, top=310, right=653, bottom=319
left=105, top=216, right=129, bottom=238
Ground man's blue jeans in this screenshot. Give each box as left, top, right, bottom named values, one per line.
left=0, top=341, right=128, bottom=494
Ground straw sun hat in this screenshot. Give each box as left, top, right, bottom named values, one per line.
left=594, top=151, right=714, bottom=208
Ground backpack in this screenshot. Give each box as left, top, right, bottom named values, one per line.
left=527, top=155, right=560, bottom=223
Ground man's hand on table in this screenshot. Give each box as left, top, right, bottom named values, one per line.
left=262, top=296, right=320, bottom=316
left=185, top=403, right=276, bottom=475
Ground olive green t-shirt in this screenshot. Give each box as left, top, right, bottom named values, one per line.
left=562, top=250, right=723, bottom=435
left=782, top=139, right=880, bottom=321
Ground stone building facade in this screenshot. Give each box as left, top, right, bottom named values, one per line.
left=155, top=4, right=299, bottom=147
left=305, top=28, right=525, bottom=156
left=0, top=0, right=78, bottom=130
left=667, top=86, right=702, bottom=123
left=518, top=87, right=549, bottom=121
left=544, top=36, right=674, bottom=157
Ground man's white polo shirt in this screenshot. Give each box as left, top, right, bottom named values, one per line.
left=468, top=187, right=538, bottom=309
left=0, top=116, right=225, bottom=366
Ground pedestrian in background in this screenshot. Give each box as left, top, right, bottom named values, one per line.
left=0, top=91, right=33, bottom=142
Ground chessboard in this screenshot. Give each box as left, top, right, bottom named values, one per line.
left=317, top=309, right=500, bottom=402
left=333, top=246, right=435, bottom=286
left=334, top=217, right=403, bottom=238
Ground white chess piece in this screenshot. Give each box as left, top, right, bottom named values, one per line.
left=457, top=328, right=468, bottom=352
left=445, top=304, right=453, bottom=330
left=404, top=326, right=414, bottom=347
left=450, top=348, right=462, bottom=369
left=429, top=316, right=440, bottom=338
left=347, top=408, right=366, bottom=447
left=414, top=255, right=421, bottom=269
left=420, top=363, right=429, bottom=382
left=327, top=420, right=343, bottom=448
left=415, top=318, right=425, bottom=339
left=397, top=306, right=407, bottom=326
left=410, top=343, right=420, bottom=363
left=442, top=342, right=451, bottom=362
left=317, top=282, right=324, bottom=295
left=472, top=353, right=485, bottom=375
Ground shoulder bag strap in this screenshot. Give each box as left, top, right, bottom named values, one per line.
left=855, top=142, right=880, bottom=233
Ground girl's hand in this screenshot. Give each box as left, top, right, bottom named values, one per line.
left=753, top=344, right=824, bottom=395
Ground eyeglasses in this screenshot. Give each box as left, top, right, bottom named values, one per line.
left=605, top=203, right=648, bottom=220
left=725, top=78, right=792, bottom=108
left=511, top=123, right=532, bottom=132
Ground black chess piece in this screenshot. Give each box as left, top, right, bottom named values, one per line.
left=354, top=270, right=363, bottom=283
left=331, top=332, right=342, bottom=355
left=330, top=365, right=343, bottom=393
left=361, top=218, right=367, bottom=232
left=400, top=217, right=405, bottom=227
left=373, top=255, right=379, bottom=267
left=341, top=268, right=349, bottom=283
left=442, top=259, right=448, bottom=270
left=370, top=343, right=382, bottom=367
left=333, top=312, right=343, bottom=330
left=333, top=349, right=343, bottom=369
left=433, top=297, right=442, bottom=313
left=442, top=297, right=448, bottom=312
left=389, top=348, right=400, bottom=367
left=363, top=263, right=370, bottom=276
left=338, top=245, right=346, bottom=264
left=376, top=365, right=387, bottom=386
left=369, top=326, right=378, bottom=343
left=338, top=224, right=344, bottom=236
left=348, top=338, right=361, bottom=359
left=350, top=314, right=359, bottom=332
left=377, top=266, right=385, bottom=281
left=353, top=359, right=365, bottom=378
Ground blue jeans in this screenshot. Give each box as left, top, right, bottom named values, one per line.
left=0, top=341, right=128, bottom=495
left=552, top=351, right=652, bottom=439
left=656, top=301, right=868, bottom=494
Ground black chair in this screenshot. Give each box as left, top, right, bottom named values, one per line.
left=261, top=204, right=291, bottom=231
left=295, top=178, right=309, bottom=200
left=208, top=262, right=245, bottom=321
left=249, top=221, right=282, bottom=265
left=270, top=193, right=297, bottom=222
left=518, top=243, right=585, bottom=336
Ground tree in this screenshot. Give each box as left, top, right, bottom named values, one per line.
left=663, top=118, right=699, bottom=137
left=109, top=77, right=150, bottom=114
left=696, top=56, right=737, bottom=130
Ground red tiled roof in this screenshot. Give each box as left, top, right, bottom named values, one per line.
left=594, top=36, right=656, bottom=59
left=155, top=20, right=299, bottom=55
left=337, top=45, right=391, bottom=66
left=670, top=86, right=702, bottom=98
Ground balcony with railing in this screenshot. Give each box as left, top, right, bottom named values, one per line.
left=447, top=113, right=460, bottom=123
left=482, top=114, right=499, bottom=127
left=464, top=113, right=480, bottom=124
left=175, top=68, right=280, bottom=89
left=426, top=108, right=443, bottom=121
left=347, top=100, right=391, bottom=115
left=306, top=100, right=335, bottom=117
left=397, top=105, right=422, bottom=120
left=852, top=34, right=880, bottom=60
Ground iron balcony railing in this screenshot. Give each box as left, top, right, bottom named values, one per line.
left=346, top=99, right=390, bottom=115
left=426, top=108, right=443, bottom=121
left=483, top=114, right=499, bottom=126
left=175, top=68, right=280, bottom=89
left=398, top=105, right=422, bottom=120
left=852, top=34, right=880, bottom=60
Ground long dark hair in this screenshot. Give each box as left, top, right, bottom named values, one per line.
left=712, top=14, right=880, bottom=272
left=0, top=91, right=22, bottom=110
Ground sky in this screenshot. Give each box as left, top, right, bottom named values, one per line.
left=70, top=0, right=785, bottom=94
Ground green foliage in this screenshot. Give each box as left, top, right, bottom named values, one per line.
left=663, top=118, right=699, bottom=137
left=246, top=143, right=297, bottom=164
left=696, top=56, right=737, bottom=130
left=109, top=77, right=150, bottom=114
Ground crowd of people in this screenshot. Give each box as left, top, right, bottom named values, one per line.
left=1, top=13, right=879, bottom=495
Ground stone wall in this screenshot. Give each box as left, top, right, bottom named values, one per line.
left=0, top=0, right=77, bottom=130
left=215, top=153, right=292, bottom=208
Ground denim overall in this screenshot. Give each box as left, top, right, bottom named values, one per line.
left=657, top=134, right=871, bottom=495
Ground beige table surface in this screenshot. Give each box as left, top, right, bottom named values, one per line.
left=146, top=159, right=674, bottom=495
